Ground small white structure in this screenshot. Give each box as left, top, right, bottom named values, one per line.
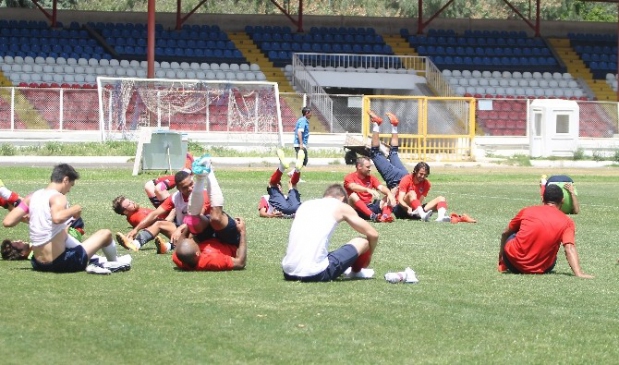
left=529, top=99, right=579, bottom=158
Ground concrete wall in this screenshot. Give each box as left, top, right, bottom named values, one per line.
left=4, top=8, right=617, bottom=37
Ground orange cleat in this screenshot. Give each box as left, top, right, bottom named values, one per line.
left=368, top=110, right=383, bottom=125
left=459, top=214, right=477, bottom=223
left=450, top=213, right=460, bottom=224
left=386, top=112, right=399, bottom=127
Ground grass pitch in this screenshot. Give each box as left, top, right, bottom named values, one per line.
left=1, top=165, right=619, bottom=364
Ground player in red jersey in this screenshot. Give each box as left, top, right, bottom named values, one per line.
left=173, top=155, right=245, bottom=271
left=498, top=184, right=593, bottom=278
left=367, top=111, right=451, bottom=222
left=173, top=218, right=247, bottom=271
left=127, top=169, right=211, bottom=251
left=112, top=196, right=177, bottom=254
left=343, top=156, right=396, bottom=222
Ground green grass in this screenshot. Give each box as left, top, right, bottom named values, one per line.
left=1, top=166, right=619, bottom=364
left=0, top=141, right=344, bottom=158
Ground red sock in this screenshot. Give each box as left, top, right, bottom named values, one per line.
left=7, top=191, right=19, bottom=205
left=540, top=185, right=545, bottom=198
left=351, top=250, right=372, bottom=272
left=353, top=200, right=373, bottom=217
left=269, top=169, right=283, bottom=186
left=438, top=201, right=447, bottom=210
left=411, top=199, right=421, bottom=210
left=290, top=171, right=300, bottom=185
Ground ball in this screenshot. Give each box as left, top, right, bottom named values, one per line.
left=548, top=182, right=575, bottom=214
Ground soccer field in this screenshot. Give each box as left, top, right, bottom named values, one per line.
left=1, top=165, right=619, bottom=364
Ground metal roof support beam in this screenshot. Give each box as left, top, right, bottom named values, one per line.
left=417, top=0, right=455, bottom=34
left=175, top=0, right=210, bottom=30
left=501, top=0, right=541, bottom=37
left=30, top=0, right=59, bottom=28
left=269, top=0, right=304, bottom=32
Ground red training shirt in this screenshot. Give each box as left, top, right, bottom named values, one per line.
left=172, top=238, right=236, bottom=271
left=343, top=172, right=381, bottom=204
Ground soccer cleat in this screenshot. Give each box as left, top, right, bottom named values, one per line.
left=435, top=216, right=451, bottom=223
left=384, top=271, right=406, bottom=283
left=276, top=148, right=289, bottom=169
left=450, top=213, right=460, bottom=224
left=369, top=213, right=379, bottom=222
left=86, top=264, right=111, bottom=275
left=459, top=214, right=477, bottom=223
left=386, top=112, right=399, bottom=127
left=378, top=213, right=394, bottom=223
left=343, top=267, right=375, bottom=279
left=192, top=154, right=212, bottom=175
left=295, top=149, right=305, bottom=171
left=155, top=237, right=170, bottom=254
left=421, top=210, right=434, bottom=222
left=104, top=261, right=131, bottom=273
left=368, top=110, right=383, bottom=125
left=404, top=267, right=419, bottom=283
left=116, top=232, right=139, bottom=252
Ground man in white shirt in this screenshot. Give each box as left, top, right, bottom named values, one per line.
left=282, top=184, right=379, bottom=282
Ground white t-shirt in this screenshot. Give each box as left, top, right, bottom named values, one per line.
left=281, top=197, right=340, bottom=277
left=29, top=188, right=68, bottom=246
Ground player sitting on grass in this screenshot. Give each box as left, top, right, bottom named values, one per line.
left=258, top=149, right=302, bottom=218
left=343, top=156, right=396, bottom=222
left=10, top=164, right=131, bottom=273
left=173, top=155, right=246, bottom=271
left=498, top=184, right=592, bottom=278
left=367, top=111, right=451, bottom=222
left=112, top=196, right=177, bottom=254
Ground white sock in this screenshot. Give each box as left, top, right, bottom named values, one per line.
left=372, top=123, right=380, bottom=132
left=0, top=186, right=11, bottom=200
left=392, top=126, right=398, bottom=134
left=206, top=171, right=224, bottom=207
left=188, top=175, right=206, bottom=215
left=415, top=206, right=426, bottom=217
left=278, top=164, right=285, bottom=173
left=437, top=207, right=446, bottom=219
left=102, top=239, right=118, bottom=261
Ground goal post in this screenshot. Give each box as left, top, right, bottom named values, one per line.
left=96, top=77, right=285, bottom=145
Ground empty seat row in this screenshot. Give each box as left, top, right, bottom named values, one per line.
left=443, top=69, right=572, bottom=80
left=454, top=85, right=584, bottom=98
left=409, top=35, right=546, bottom=47
left=254, top=32, right=384, bottom=44
left=419, top=45, right=551, bottom=57
left=448, top=77, right=580, bottom=89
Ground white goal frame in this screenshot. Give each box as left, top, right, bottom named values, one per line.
left=96, top=76, right=285, bottom=143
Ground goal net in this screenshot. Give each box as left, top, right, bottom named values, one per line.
left=96, top=77, right=284, bottom=144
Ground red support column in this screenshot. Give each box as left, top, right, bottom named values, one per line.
left=147, top=0, right=156, bottom=79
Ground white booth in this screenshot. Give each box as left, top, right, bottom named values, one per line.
left=529, top=99, right=580, bottom=158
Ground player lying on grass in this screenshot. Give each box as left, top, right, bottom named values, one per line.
left=367, top=111, right=451, bottom=222
left=258, top=149, right=302, bottom=218
left=498, top=184, right=592, bottom=278
left=6, top=164, right=131, bottom=273
left=539, top=174, right=580, bottom=214
left=282, top=183, right=379, bottom=282
left=143, top=153, right=194, bottom=208
left=112, top=196, right=177, bottom=254
left=173, top=155, right=246, bottom=271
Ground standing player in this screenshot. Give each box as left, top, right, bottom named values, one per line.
left=293, top=106, right=311, bottom=170
left=343, top=156, right=396, bottom=222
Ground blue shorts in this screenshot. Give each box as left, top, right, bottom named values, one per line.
left=355, top=202, right=382, bottom=220
left=193, top=212, right=240, bottom=246
left=283, top=244, right=359, bottom=282
left=267, top=187, right=301, bottom=216
left=31, top=245, right=89, bottom=273
left=370, top=146, right=408, bottom=189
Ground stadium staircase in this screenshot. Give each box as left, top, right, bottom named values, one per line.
left=549, top=38, right=617, bottom=101
left=228, top=32, right=293, bottom=93
left=383, top=34, right=417, bottom=56
left=228, top=31, right=328, bottom=133
left=0, top=88, right=49, bottom=129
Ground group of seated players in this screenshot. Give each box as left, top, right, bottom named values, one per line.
left=0, top=111, right=586, bottom=279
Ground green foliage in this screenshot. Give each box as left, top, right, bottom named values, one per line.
left=0, top=143, right=16, bottom=156
left=592, top=151, right=605, bottom=162
left=1, top=167, right=619, bottom=363
left=573, top=148, right=586, bottom=160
